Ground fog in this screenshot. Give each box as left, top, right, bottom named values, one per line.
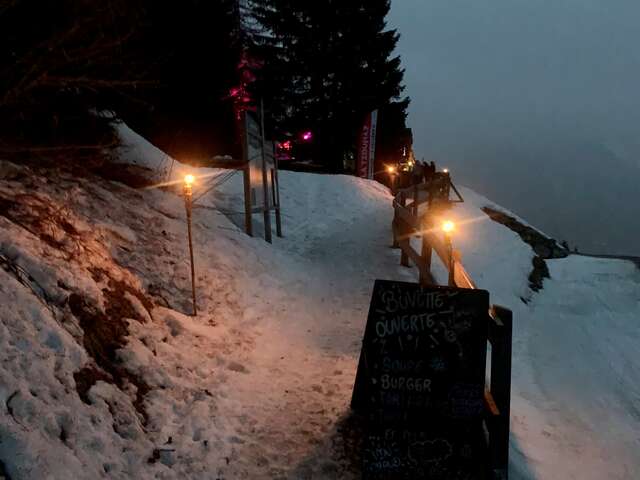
left=389, top=0, right=640, bottom=255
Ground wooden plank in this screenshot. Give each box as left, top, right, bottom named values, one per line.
left=424, top=227, right=476, bottom=289
left=450, top=180, right=465, bottom=203
left=454, top=260, right=477, bottom=289
left=484, top=389, right=500, bottom=416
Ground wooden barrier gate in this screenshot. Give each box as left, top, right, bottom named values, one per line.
left=391, top=173, right=513, bottom=479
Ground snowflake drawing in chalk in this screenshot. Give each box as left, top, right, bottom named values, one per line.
left=430, top=356, right=446, bottom=372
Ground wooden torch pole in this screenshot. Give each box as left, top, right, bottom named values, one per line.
left=184, top=178, right=197, bottom=316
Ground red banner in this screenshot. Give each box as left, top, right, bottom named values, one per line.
left=356, top=110, right=378, bottom=179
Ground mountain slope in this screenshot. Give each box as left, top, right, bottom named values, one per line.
left=0, top=127, right=638, bottom=479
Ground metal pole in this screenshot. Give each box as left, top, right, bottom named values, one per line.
left=184, top=183, right=197, bottom=316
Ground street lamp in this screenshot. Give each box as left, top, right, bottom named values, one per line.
left=183, top=174, right=197, bottom=316
left=386, top=165, right=397, bottom=193
left=442, top=220, right=455, bottom=286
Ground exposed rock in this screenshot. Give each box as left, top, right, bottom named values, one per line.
left=482, top=206, right=569, bottom=292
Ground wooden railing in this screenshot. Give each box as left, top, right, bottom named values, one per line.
left=391, top=173, right=512, bottom=479
left=392, top=173, right=472, bottom=287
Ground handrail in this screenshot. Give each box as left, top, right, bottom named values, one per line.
left=392, top=175, right=475, bottom=289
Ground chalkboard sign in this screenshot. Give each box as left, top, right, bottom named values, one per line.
left=352, top=280, right=490, bottom=479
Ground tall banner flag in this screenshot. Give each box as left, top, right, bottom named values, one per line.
left=357, top=110, right=378, bottom=179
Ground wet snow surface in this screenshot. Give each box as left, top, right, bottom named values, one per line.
left=0, top=125, right=638, bottom=479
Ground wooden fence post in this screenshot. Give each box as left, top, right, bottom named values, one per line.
left=488, top=305, right=513, bottom=479
left=421, top=215, right=432, bottom=273
left=259, top=99, right=273, bottom=243
left=400, top=220, right=410, bottom=267
left=392, top=194, right=400, bottom=248
left=398, top=192, right=410, bottom=267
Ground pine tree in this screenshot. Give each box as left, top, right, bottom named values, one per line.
left=250, top=0, right=410, bottom=172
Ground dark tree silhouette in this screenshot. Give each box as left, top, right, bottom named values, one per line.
left=250, top=0, right=410, bottom=172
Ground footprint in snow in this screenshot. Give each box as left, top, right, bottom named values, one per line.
left=227, top=361, right=249, bottom=374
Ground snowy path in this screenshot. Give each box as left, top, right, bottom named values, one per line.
left=202, top=173, right=419, bottom=478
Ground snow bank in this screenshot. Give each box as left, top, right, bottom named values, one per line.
left=0, top=123, right=638, bottom=479
left=410, top=183, right=640, bottom=479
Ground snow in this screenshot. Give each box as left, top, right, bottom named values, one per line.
left=427, top=189, right=640, bottom=479
left=0, top=123, right=638, bottom=479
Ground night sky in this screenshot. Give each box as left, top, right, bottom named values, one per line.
left=389, top=0, right=640, bottom=255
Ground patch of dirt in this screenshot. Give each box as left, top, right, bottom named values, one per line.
left=68, top=277, right=153, bottom=424
left=73, top=365, right=113, bottom=404
left=1, top=168, right=155, bottom=424
left=482, top=207, right=568, bottom=293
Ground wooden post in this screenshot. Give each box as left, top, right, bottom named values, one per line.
left=392, top=216, right=399, bottom=248
left=399, top=192, right=410, bottom=267
left=271, top=168, right=283, bottom=237
left=421, top=218, right=432, bottom=272
left=183, top=185, right=197, bottom=316
left=488, top=305, right=513, bottom=478
left=446, top=234, right=455, bottom=286
left=392, top=191, right=400, bottom=248
left=259, top=99, right=272, bottom=243
left=271, top=141, right=283, bottom=238
left=428, top=184, right=434, bottom=210
left=240, top=113, right=253, bottom=237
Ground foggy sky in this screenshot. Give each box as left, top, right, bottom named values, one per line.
left=388, top=0, right=640, bottom=255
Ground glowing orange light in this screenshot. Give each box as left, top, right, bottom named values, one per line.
left=387, top=165, right=396, bottom=174
left=184, top=174, right=195, bottom=186
left=442, top=220, right=455, bottom=234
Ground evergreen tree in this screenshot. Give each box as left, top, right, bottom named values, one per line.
left=250, top=0, right=410, bottom=172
